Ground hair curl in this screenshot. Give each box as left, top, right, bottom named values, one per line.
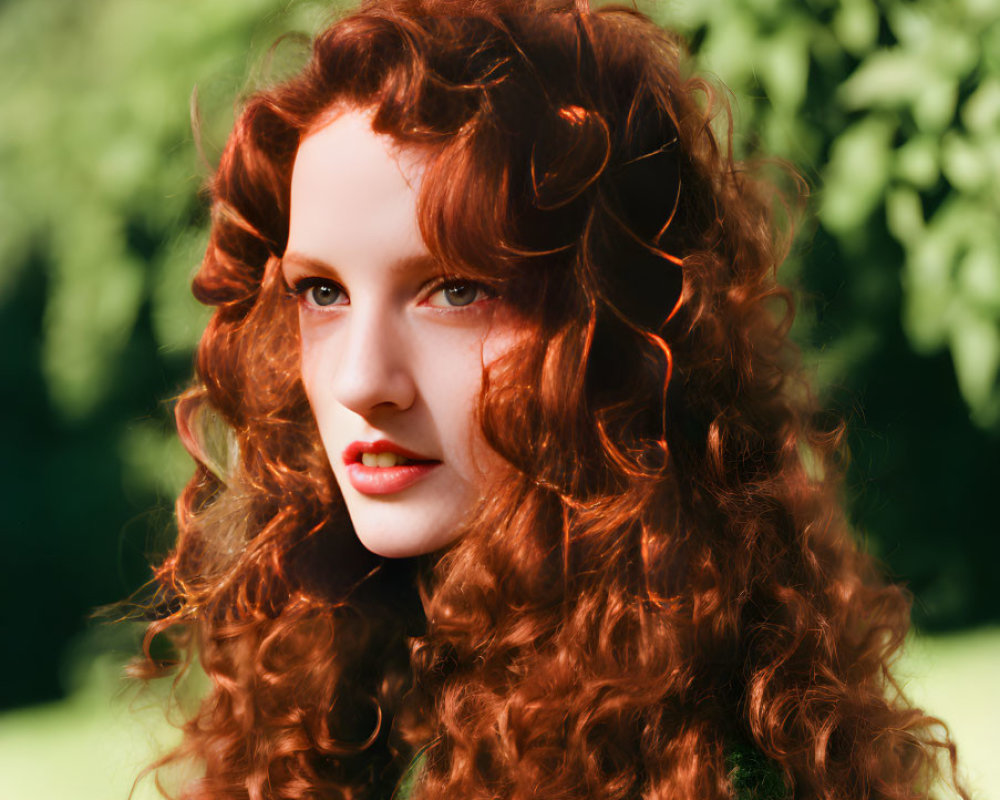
left=136, top=1, right=965, bottom=799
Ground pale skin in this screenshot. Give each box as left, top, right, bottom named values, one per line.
left=283, top=107, right=520, bottom=558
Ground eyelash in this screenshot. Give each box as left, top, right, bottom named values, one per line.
left=287, top=276, right=497, bottom=310
left=287, top=277, right=346, bottom=308
left=426, top=278, right=497, bottom=308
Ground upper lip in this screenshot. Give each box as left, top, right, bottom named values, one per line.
left=342, top=439, right=438, bottom=465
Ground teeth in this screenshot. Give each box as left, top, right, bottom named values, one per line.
left=360, top=452, right=413, bottom=467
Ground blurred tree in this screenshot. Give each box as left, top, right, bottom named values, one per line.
left=655, top=0, right=1000, bottom=424
left=0, top=0, right=331, bottom=709
left=653, top=0, right=1000, bottom=628
left=1, top=0, right=997, bottom=708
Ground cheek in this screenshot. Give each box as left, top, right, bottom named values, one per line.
left=298, top=329, right=337, bottom=429
left=483, top=303, right=530, bottom=364
left=299, top=344, right=321, bottom=411
left=430, top=333, right=516, bottom=474
left=409, top=335, right=486, bottom=464
left=425, top=350, right=484, bottom=426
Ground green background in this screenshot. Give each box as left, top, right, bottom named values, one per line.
left=0, top=0, right=997, bottom=796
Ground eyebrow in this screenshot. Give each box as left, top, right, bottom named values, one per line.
left=281, top=251, right=443, bottom=279
left=282, top=252, right=340, bottom=278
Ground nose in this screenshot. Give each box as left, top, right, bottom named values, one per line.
left=331, top=306, right=417, bottom=416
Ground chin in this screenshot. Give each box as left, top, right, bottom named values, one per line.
left=351, top=516, right=462, bottom=559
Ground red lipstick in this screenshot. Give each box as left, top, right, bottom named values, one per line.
left=342, top=440, right=441, bottom=495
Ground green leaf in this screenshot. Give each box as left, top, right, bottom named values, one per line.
left=839, top=49, right=927, bottom=110
left=886, top=186, right=925, bottom=243
left=941, top=132, right=987, bottom=193
left=820, top=117, right=896, bottom=235
left=698, top=7, right=760, bottom=91
left=42, top=207, right=146, bottom=419
left=152, top=228, right=213, bottom=354
left=894, top=135, right=940, bottom=189
left=832, top=0, right=880, bottom=56
left=119, top=420, right=195, bottom=498
left=949, top=308, right=1000, bottom=418
left=962, top=78, right=1000, bottom=136
left=914, top=76, right=958, bottom=132
left=757, top=22, right=812, bottom=113
left=958, top=245, right=1000, bottom=316
left=901, top=225, right=959, bottom=353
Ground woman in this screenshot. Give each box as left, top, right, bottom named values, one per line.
left=138, top=0, right=963, bottom=798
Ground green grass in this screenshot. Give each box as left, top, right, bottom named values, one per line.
left=0, top=630, right=996, bottom=800
left=895, top=628, right=1000, bottom=799
left=0, top=652, right=182, bottom=800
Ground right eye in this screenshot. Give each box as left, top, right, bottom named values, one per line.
left=292, top=278, right=348, bottom=308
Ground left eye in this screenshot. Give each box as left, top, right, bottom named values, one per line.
left=426, top=280, right=493, bottom=308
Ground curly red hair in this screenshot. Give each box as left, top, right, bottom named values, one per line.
left=137, top=1, right=965, bottom=799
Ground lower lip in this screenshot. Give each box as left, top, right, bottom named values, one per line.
left=345, top=462, right=441, bottom=495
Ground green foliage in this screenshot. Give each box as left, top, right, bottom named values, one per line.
left=0, top=0, right=335, bottom=707
left=653, top=0, right=1000, bottom=427
left=652, top=0, right=1000, bottom=627
left=0, top=0, right=325, bottom=425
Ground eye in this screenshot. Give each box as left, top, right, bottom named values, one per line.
left=425, top=279, right=494, bottom=308
left=292, top=278, right=347, bottom=308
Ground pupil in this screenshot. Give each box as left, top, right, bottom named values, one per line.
left=313, top=285, right=337, bottom=306
left=446, top=283, right=476, bottom=306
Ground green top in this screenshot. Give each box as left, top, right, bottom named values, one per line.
left=725, top=742, right=789, bottom=800
left=393, top=742, right=787, bottom=800
left=392, top=748, right=427, bottom=800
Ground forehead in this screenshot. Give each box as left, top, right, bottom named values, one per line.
left=287, top=108, right=427, bottom=267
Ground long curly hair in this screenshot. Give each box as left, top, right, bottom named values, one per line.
left=137, top=1, right=964, bottom=799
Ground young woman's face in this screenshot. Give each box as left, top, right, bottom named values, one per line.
left=284, top=108, right=519, bottom=558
